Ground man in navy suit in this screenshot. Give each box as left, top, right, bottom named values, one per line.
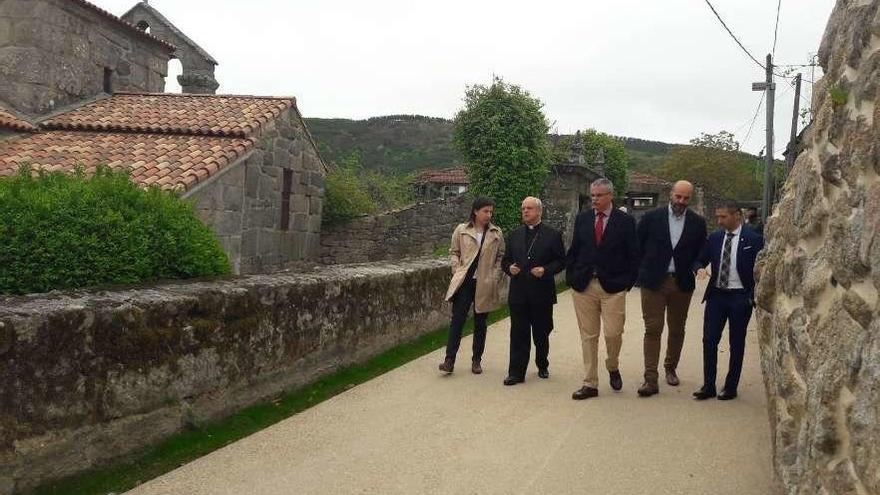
left=692, top=201, right=764, bottom=401
left=566, top=178, right=640, bottom=400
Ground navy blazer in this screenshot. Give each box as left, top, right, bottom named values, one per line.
left=693, top=226, right=765, bottom=303
left=637, top=206, right=708, bottom=292
left=565, top=208, right=640, bottom=294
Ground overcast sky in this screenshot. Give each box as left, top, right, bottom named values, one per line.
left=94, top=0, right=835, bottom=154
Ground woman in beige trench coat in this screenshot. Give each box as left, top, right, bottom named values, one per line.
left=439, top=196, right=505, bottom=374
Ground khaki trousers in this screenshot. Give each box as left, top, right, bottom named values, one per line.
left=572, top=279, right=627, bottom=388
left=641, top=275, right=694, bottom=383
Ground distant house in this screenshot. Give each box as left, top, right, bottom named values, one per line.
left=413, top=166, right=469, bottom=200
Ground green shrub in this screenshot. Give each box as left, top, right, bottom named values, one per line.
left=0, top=166, right=230, bottom=295
left=322, top=152, right=414, bottom=225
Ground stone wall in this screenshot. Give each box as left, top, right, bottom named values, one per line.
left=320, top=194, right=471, bottom=265
left=0, top=258, right=451, bottom=493
left=0, top=0, right=171, bottom=116
left=755, top=1, right=880, bottom=493
left=187, top=107, right=325, bottom=275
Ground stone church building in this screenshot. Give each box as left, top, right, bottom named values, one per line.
left=0, top=0, right=327, bottom=274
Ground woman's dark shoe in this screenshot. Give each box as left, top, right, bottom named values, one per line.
left=538, top=368, right=550, bottom=379
left=503, top=376, right=524, bottom=386
left=471, top=360, right=483, bottom=374
left=438, top=358, right=454, bottom=374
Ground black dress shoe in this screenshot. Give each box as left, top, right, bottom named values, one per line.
left=503, top=376, right=524, bottom=386
left=609, top=370, right=623, bottom=391
left=572, top=386, right=598, bottom=400
left=717, top=389, right=738, bottom=400
left=692, top=386, right=717, bottom=400
left=537, top=368, right=550, bottom=379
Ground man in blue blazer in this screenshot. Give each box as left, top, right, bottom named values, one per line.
left=692, top=201, right=764, bottom=401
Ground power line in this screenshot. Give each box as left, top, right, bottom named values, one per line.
left=704, top=0, right=767, bottom=70
left=771, top=0, right=782, bottom=56
left=742, top=92, right=765, bottom=146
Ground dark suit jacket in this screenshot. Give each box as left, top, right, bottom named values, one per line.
left=637, top=206, right=708, bottom=292
left=502, top=223, right=566, bottom=306
left=693, top=226, right=765, bottom=303
left=565, top=208, right=639, bottom=294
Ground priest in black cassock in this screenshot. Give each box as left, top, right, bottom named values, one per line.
left=501, top=197, right=566, bottom=385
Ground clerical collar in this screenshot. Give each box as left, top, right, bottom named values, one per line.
left=526, top=221, right=542, bottom=230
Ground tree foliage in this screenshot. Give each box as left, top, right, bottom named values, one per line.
left=0, top=166, right=230, bottom=295
left=452, top=77, right=551, bottom=232
left=658, top=131, right=762, bottom=201
left=689, top=130, right=740, bottom=151
left=322, top=152, right=414, bottom=225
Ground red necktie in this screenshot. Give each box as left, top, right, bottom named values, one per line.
left=595, top=211, right=606, bottom=245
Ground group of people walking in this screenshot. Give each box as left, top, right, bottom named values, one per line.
left=438, top=177, right=765, bottom=402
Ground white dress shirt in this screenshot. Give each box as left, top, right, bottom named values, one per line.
left=667, top=204, right=686, bottom=273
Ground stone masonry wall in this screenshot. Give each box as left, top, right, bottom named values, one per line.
left=0, top=258, right=450, bottom=494
left=320, top=194, right=471, bottom=265
left=188, top=107, right=325, bottom=275
left=0, top=0, right=170, bottom=116
left=755, top=1, right=880, bottom=493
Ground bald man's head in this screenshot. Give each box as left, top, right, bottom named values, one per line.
left=669, top=180, right=694, bottom=215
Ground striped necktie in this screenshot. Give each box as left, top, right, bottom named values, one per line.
left=718, top=232, right=735, bottom=288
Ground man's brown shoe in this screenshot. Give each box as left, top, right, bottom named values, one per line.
left=637, top=381, right=659, bottom=397
left=666, top=370, right=680, bottom=386
left=438, top=358, right=454, bottom=373
left=471, top=360, right=483, bottom=374
left=572, top=386, right=599, bottom=400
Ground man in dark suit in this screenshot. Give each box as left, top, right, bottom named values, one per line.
left=566, top=178, right=640, bottom=400
left=501, top=197, right=566, bottom=385
left=635, top=180, right=708, bottom=397
left=692, top=201, right=764, bottom=401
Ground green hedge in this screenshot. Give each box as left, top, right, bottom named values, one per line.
left=0, top=166, right=230, bottom=295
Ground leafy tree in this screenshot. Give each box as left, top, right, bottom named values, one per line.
left=453, top=77, right=551, bottom=232
left=657, top=132, right=762, bottom=200
left=322, top=152, right=414, bottom=225
left=689, top=130, right=740, bottom=151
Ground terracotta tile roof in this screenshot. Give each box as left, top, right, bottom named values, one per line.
left=0, top=106, right=37, bottom=133
left=67, top=0, right=176, bottom=52
left=0, top=131, right=253, bottom=191
left=40, top=93, right=296, bottom=138
left=628, top=171, right=671, bottom=187
left=415, top=166, right=469, bottom=185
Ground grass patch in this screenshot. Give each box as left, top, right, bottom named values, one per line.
left=27, top=281, right=568, bottom=495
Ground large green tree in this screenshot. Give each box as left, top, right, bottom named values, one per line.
left=657, top=131, right=762, bottom=200
left=453, top=77, right=551, bottom=232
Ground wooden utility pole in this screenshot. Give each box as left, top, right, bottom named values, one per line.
left=753, top=54, right=775, bottom=222
left=785, top=73, right=802, bottom=177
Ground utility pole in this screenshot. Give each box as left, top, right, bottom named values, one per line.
left=785, top=73, right=802, bottom=178
left=753, top=54, right=775, bottom=222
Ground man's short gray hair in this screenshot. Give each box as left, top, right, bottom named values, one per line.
left=522, top=196, right=543, bottom=211
left=590, top=178, right=614, bottom=195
